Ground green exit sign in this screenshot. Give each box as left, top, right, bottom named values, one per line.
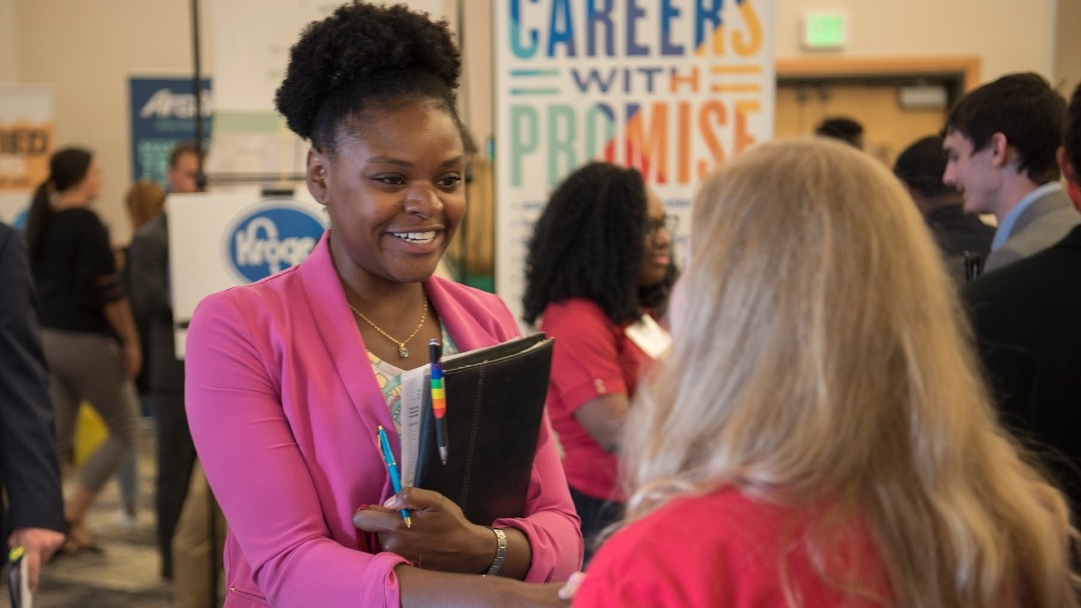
left=803, top=12, right=848, bottom=50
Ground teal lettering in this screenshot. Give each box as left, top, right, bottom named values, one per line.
left=547, top=105, right=577, bottom=185
left=510, top=106, right=539, bottom=186
left=510, top=0, right=539, bottom=58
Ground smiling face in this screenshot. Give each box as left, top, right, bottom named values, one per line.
left=307, top=100, right=466, bottom=293
left=638, top=188, right=673, bottom=287
left=942, top=129, right=1001, bottom=216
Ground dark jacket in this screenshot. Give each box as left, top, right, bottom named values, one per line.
left=962, top=225, right=1081, bottom=522
left=0, top=223, right=66, bottom=536
left=129, top=213, right=184, bottom=392
left=924, top=204, right=994, bottom=259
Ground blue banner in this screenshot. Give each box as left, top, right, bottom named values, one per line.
left=129, top=77, right=212, bottom=187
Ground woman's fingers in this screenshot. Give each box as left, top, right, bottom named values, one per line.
left=558, top=572, right=586, bottom=601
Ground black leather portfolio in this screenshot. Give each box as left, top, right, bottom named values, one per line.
left=414, top=333, right=554, bottom=525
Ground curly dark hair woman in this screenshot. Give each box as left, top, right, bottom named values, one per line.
left=522, top=161, right=677, bottom=563
left=274, top=1, right=462, bottom=154
left=524, top=162, right=649, bottom=325
left=185, top=3, right=582, bottom=607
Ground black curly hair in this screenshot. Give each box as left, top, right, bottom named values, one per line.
left=274, top=2, right=462, bottom=155
left=523, top=162, right=675, bottom=326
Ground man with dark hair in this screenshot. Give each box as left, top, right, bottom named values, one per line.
left=962, top=80, right=1081, bottom=527
left=943, top=72, right=1078, bottom=272
left=894, top=135, right=994, bottom=259
left=815, top=116, right=864, bottom=149
left=166, top=143, right=201, bottom=195
left=129, top=141, right=202, bottom=579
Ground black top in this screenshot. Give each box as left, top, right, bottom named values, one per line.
left=30, top=207, right=121, bottom=335
left=924, top=204, right=995, bottom=259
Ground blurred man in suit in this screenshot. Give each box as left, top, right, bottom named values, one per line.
left=0, top=221, right=67, bottom=591
left=943, top=72, right=1078, bottom=273
left=129, top=142, right=201, bottom=579
left=895, top=135, right=995, bottom=260
left=962, top=81, right=1081, bottom=526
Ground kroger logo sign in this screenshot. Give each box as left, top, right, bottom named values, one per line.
left=224, top=201, right=326, bottom=283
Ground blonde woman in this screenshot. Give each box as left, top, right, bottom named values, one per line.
left=125, top=180, right=166, bottom=230
left=574, top=138, right=1078, bottom=607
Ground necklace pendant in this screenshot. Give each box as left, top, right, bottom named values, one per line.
left=398, top=344, right=409, bottom=358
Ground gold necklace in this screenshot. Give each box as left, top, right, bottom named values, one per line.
left=349, top=297, right=427, bottom=358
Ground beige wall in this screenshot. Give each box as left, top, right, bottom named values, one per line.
left=1054, top=0, right=1081, bottom=95
left=0, top=0, right=16, bottom=81
left=12, top=0, right=210, bottom=243
left=774, top=0, right=1059, bottom=79
left=5, top=0, right=1077, bottom=243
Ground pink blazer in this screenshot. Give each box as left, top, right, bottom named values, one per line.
left=185, top=232, right=582, bottom=607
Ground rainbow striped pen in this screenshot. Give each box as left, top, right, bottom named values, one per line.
left=429, top=338, right=448, bottom=464
left=376, top=425, right=412, bottom=528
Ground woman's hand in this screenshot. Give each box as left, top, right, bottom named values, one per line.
left=353, top=487, right=496, bottom=573
left=122, top=340, right=142, bottom=379
left=558, top=572, right=586, bottom=601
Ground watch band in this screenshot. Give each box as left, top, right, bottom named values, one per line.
left=486, top=527, right=508, bottom=576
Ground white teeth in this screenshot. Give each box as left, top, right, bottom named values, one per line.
left=392, top=231, right=437, bottom=244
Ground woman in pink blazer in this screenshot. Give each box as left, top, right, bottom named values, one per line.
left=185, top=5, right=581, bottom=607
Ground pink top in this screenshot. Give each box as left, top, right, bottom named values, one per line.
left=574, top=487, right=892, bottom=607
left=185, top=232, right=583, bottom=607
left=541, top=299, right=652, bottom=501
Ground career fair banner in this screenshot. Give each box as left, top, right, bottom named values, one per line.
left=129, top=77, right=212, bottom=187
left=495, top=0, right=775, bottom=323
left=168, top=191, right=327, bottom=358
left=0, top=84, right=53, bottom=227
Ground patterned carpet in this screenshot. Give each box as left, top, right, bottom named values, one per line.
left=1, top=420, right=185, bottom=608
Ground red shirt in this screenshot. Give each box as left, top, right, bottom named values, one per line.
left=540, top=299, right=653, bottom=501
left=575, top=487, right=892, bottom=607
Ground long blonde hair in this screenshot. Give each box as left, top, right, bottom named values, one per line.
left=125, top=180, right=166, bottom=231
left=623, top=138, right=1078, bottom=607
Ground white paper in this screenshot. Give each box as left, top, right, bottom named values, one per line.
left=398, top=364, right=431, bottom=488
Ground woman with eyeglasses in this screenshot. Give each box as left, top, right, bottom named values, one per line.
left=523, top=161, right=677, bottom=563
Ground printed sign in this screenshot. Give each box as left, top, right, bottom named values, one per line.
left=0, top=84, right=53, bottom=225
left=494, top=0, right=775, bottom=323
left=224, top=201, right=325, bottom=283
left=129, top=77, right=212, bottom=187
left=168, top=192, right=327, bottom=358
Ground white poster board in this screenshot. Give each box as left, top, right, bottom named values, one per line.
left=205, top=0, right=453, bottom=181
left=168, top=192, right=327, bottom=358
left=494, top=1, right=775, bottom=323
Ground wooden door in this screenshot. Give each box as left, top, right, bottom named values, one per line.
left=773, top=57, right=980, bottom=167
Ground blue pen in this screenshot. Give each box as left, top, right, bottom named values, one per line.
left=376, top=425, right=412, bottom=528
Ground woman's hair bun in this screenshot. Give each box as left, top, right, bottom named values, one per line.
left=275, top=2, right=461, bottom=140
